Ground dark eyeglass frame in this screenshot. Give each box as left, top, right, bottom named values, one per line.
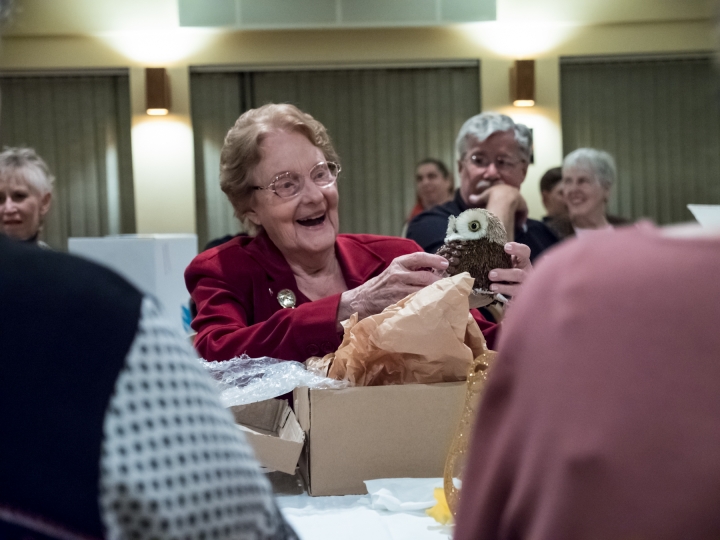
left=252, top=161, right=341, bottom=198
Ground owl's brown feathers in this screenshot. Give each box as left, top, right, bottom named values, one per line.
left=441, top=240, right=512, bottom=291
left=436, top=209, right=512, bottom=292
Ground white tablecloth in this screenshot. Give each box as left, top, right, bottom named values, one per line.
left=277, top=492, right=453, bottom=540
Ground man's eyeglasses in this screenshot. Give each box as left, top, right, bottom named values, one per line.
left=467, top=153, right=523, bottom=172
left=253, top=161, right=341, bottom=198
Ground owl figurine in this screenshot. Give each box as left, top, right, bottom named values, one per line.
left=437, top=208, right=512, bottom=293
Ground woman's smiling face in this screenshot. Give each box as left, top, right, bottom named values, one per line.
left=246, top=130, right=340, bottom=260
left=0, top=176, right=51, bottom=241
left=416, top=162, right=452, bottom=208
left=562, top=166, right=609, bottom=223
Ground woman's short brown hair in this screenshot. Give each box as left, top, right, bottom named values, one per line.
left=220, top=103, right=340, bottom=234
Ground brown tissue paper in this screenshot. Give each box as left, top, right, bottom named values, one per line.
left=318, top=273, right=489, bottom=386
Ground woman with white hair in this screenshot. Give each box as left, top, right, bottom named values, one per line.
left=561, top=148, right=629, bottom=235
left=0, top=147, right=54, bottom=247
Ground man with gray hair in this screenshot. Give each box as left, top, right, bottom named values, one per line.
left=407, top=112, right=558, bottom=261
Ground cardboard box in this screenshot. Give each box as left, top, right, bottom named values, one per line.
left=293, top=382, right=466, bottom=496
left=68, top=234, right=197, bottom=333
left=231, top=399, right=305, bottom=475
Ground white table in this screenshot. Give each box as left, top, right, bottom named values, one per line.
left=277, top=492, right=453, bottom=540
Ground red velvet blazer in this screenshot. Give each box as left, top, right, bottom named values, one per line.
left=185, top=231, right=496, bottom=362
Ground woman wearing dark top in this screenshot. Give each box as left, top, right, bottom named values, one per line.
left=0, top=147, right=54, bottom=248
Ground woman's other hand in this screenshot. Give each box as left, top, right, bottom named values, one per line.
left=337, top=252, right=448, bottom=324
left=488, top=242, right=532, bottom=298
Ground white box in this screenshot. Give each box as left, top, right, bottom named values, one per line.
left=68, top=234, right=198, bottom=332
left=688, top=204, right=720, bottom=228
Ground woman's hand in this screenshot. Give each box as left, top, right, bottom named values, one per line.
left=488, top=242, right=533, bottom=298
left=337, top=252, right=448, bottom=324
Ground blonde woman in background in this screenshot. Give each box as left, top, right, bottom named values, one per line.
left=0, top=147, right=54, bottom=248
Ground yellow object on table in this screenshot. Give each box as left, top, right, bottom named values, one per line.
left=426, top=488, right=453, bottom=525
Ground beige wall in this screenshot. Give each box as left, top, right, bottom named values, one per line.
left=0, top=18, right=715, bottom=231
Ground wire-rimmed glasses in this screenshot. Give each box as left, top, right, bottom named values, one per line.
left=253, top=161, right=341, bottom=198
left=467, top=153, right=524, bottom=172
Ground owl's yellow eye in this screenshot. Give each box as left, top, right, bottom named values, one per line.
left=469, top=221, right=481, bottom=232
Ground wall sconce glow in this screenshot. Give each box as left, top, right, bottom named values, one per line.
left=132, top=118, right=195, bottom=172
left=147, top=108, right=169, bottom=116
left=131, top=117, right=196, bottom=234
left=513, top=100, right=535, bottom=107
left=459, top=22, right=578, bottom=58
left=100, top=28, right=220, bottom=65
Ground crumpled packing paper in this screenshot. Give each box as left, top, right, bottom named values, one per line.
left=318, top=273, right=488, bottom=386
left=364, top=478, right=444, bottom=512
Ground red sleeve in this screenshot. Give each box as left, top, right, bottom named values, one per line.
left=187, top=263, right=343, bottom=362
left=472, top=309, right=498, bottom=351
left=186, top=236, right=498, bottom=362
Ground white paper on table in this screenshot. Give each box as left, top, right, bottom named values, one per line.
left=283, top=506, right=393, bottom=540
left=381, top=511, right=453, bottom=540
left=364, top=478, right=444, bottom=512
left=278, top=494, right=369, bottom=514
left=277, top=492, right=451, bottom=540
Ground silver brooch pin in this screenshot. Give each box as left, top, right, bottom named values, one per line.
left=277, top=289, right=296, bottom=309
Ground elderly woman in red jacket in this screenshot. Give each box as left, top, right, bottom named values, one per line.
left=185, top=104, right=529, bottom=362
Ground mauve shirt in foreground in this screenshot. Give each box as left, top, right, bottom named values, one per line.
left=455, top=224, right=720, bottom=540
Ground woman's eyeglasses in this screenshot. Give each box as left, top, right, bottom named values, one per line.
left=253, top=161, right=341, bottom=198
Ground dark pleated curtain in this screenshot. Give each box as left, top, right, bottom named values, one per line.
left=190, top=72, right=249, bottom=248
left=190, top=64, right=480, bottom=247
left=561, top=55, right=720, bottom=224
left=0, top=73, right=135, bottom=250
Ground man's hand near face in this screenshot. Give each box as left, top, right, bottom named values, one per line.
left=407, top=115, right=559, bottom=261
left=457, top=129, right=530, bottom=241
left=467, top=183, right=528, bottom=241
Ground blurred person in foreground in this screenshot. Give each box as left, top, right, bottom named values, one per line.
left=0, top=235, right=297, bottom=540
left=454, top=222, right=720, bottom=540
left=186, top=104, right=533, bottom=362
left=561, top=147, right=630, bottom=236
left=406, top=113, right=558, bottom=261
left=0, top=147, right=54, bottom=248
